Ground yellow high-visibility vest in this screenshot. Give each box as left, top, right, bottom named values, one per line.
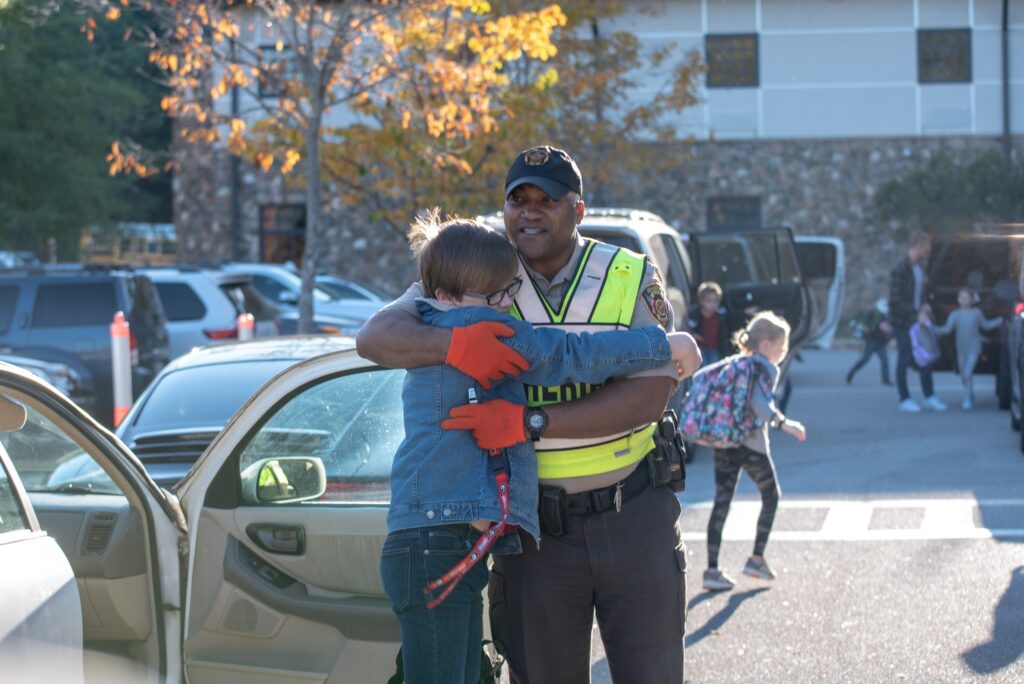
left=510, top=239, right=658, bottom=480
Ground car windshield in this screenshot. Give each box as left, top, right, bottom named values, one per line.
left=126, top=359, right=297, bottom=435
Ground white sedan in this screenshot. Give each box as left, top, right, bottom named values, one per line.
left=0, top=349, right=408, bottom=683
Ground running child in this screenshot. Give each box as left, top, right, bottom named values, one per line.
left=934, top=287, right=1003, bottom=410
left=379, top=211, right=700, bottom=682
left=703, top=312, right=807, bottom=592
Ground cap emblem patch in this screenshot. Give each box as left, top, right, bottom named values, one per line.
left=524, top=148, right=550, bottom=166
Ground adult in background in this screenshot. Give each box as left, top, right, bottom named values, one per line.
left=357, top=146, right=691, bottom=683
left=889, top=231, right=947, bottom=412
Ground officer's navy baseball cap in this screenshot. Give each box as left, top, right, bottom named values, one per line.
left=505, top=145, right=583, bottom=200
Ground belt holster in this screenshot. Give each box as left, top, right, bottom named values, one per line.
left=539, top=485, right=569, bottom=537
left=648, top=409, right=687, bottom=493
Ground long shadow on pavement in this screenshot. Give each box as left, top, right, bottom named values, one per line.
left=685, top=588, right=769, bottom=648
left=961, top=566, right=1024, bottom=675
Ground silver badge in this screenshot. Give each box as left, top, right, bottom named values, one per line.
left=523, top=148, right=549, bottom=166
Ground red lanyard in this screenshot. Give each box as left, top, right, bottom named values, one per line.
left=424, top=390, right=517, bottom=610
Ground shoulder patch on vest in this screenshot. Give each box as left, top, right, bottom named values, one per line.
left=642, top=283, right=670, bottom=328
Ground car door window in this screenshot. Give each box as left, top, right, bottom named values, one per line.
left=0, top=401, right=118, bottom=495
left=31, top=282, right=117, bottom=327
left=251, top=275, right=290, bottom=302
left=237, top=367, right=405, bottom=504
left=0, top=285, right=19, bottom=335
left=0, top=459, right=30, bottom=534
left=155, top=282, right=207, bottom=322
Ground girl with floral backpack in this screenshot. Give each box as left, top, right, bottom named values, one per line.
left=680, top=311, right=807, bottom=591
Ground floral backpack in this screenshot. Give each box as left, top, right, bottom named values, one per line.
left=679, top=355, right=772, bottom=449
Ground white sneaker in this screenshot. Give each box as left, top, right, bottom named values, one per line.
left=961, top=398, right=973, bottom=411
left=898, top=399, right=922, bottom=413
left=703, top=568, right=736, bottom=592
left=924, top=396, right=948, bottom=412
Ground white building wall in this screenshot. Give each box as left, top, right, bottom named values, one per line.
left=618, top=0, right=1024, bottom=140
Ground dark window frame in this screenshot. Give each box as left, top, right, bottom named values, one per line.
left=917, top=29, right=972, bottom=84
left=258, top=44, right=297, bottom=98
left=705, top=33, right=759, bottom=88
left=259, top=203, right=307, bottom=265
left=707, top=196, right=763, bottom=232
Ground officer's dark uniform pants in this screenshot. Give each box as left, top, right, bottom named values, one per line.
left=489, top=483, right=686, bottom=684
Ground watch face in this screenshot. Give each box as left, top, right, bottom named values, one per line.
left=529, top=413, right=545, bottom=429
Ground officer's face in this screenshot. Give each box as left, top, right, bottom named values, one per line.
left=504, top=184, right=584, bottom=280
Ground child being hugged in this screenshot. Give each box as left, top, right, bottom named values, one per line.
left=379, top=211, right=700, bottom=683
left=702, top=312, right=807, bottom=592
left=934, top=287, right=1003, bottom=410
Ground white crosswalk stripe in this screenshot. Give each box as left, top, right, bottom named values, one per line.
left=679, top=498, right=1024, bottom=541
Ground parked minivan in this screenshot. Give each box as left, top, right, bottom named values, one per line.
left=0, top=267, right=170, bottom=426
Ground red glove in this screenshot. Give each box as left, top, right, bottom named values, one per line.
left=442, top=399, right=527, bottom=450
left=446, top=322, right=530, bottom=389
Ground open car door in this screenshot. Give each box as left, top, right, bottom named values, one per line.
left=794, top=236, right=845, bottom=350
left=175, top=349, right=405, bottom=683
left=0, top=362, right=185, bottom=683
left=688, top=227, right=811, bottom=355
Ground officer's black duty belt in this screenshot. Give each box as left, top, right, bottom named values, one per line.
left=565, top=461, right=651, bottom=515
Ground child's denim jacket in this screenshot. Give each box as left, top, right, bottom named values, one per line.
left=386, top=301, right=673, bottom=550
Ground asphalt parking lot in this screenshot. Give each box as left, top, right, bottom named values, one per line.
left=584, top=349, right=1024, bottom=683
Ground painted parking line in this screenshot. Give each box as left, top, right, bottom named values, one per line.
left=679, top=498, right=1024, bottom=541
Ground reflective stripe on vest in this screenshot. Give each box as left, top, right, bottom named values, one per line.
left=511, top=239, right=658, bottom=480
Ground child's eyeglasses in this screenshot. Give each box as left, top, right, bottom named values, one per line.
left=466, top=277, right=523, bottom=306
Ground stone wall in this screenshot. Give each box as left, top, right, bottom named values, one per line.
left=612, top=135, right=1023, bottom=320
left=174, top=134, right=1023, bottom=313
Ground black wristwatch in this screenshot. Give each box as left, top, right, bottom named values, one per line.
left=770, top=413, right=786, bottom=429
left=524, top=407, right=549, bottom=442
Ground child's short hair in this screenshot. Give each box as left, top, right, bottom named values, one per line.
left=733, top=311, right=791, bottom=353
left=698, top=281, right=723, bottom=300
left=408, top=208, right=518, bottom=300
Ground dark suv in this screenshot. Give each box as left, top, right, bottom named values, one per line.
left=927, top=234, right=1022, bottom=412
left=0, top=267, right=170, bottom=426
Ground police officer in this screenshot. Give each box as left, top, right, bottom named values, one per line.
left=358, top=146, right=689, bottom=683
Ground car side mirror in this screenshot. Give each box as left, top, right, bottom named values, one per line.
left=277, top=291, right=299, bottom=305
left=240, top=457, right=327, bottom=504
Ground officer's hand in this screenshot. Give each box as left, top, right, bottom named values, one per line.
left=446, top=322, right=531, bottom=389
left=442, top=399, right=527, bottom=450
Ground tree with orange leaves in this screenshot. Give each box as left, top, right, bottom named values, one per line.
left=80, top=0, right=567, bottom=332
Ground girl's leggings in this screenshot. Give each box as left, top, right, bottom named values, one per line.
left=959, top=351, right=980, bottom=399
left=706, top=445, right=781, bottom=568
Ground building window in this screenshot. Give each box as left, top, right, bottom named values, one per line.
left=707, top=197, right=761, bottom=232
left=258, top=45, right=297, bottom=98
left=260, top=204, right=306, bottom=265
left=705, top=34, right=759, bottom=88
left=918, top=29, right=971, bottom=84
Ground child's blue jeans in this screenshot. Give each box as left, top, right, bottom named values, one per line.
left=380, top=525, right=489, bottom=684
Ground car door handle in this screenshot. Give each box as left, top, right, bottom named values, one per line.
left=246, top=523, right=306, bottom=555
